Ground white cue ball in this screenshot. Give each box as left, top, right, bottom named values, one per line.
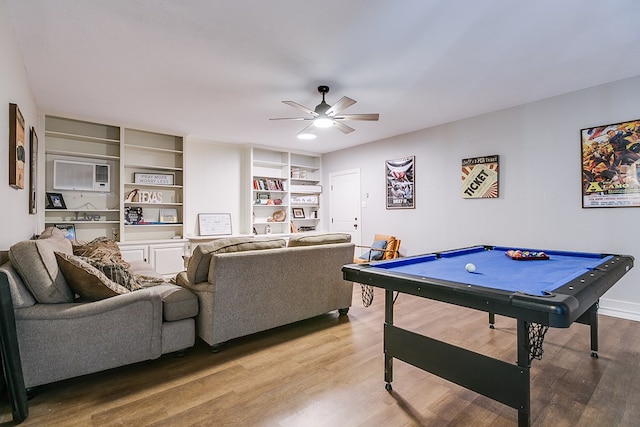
left=465, top=263, right=476, bottom=273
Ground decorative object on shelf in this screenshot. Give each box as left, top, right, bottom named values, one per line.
left=273, top=198, right=282, bottom=205
left=386, top=156, right=415, bottom=209
left=125, top=189, right=138, bottom=202
left=54, top=224, right=76, bottom=240
left=297, top=225, right=316, bottom=232
left=9, top=103, right=26, bottom=189
left=461, top=155, right=499, bottom=199
left=266, top=225, right=271, bottom=234
left=136, top=190, right=163, bottom=203
left=292, top=208, right=305, bottom=218
left=270, top=210, right=286, bottom=222
left=46, top=192, right=66, bottom=209
left=159, top=208, right=178, bottom=223
left=581, top=118, right=640, bottom=208
left=198, top=213, right=232, bottom=236
left=124, top=206, right=143, bottom=225
left=256, top=193, right=270, bottom=204
left=291, top=195, right=318, bottom=204
left=134, top=172, right=174, bottom=185
left=29, top=127, right=38, bottom=214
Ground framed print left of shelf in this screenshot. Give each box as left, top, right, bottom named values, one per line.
left=44, top=116, right=122, bottom=242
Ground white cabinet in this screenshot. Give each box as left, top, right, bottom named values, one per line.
left=119, top=240, right=187, bottom=279
left=249, top=147, right=322, bottom=236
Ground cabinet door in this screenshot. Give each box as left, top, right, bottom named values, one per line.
left=119, top=244, right=149, bottom=263
left=148, top=243, right=186, bottom=277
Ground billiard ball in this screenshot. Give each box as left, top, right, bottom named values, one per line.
left=465, top=263, right=476, bottom=273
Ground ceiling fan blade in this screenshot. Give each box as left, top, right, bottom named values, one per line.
left=282, top=101, right=318, bottom=117
left=325, top=96, right=356, bottom=116
left=334, top=121, right=355, bottom=134
left=269, top=117, right=311, bottom=121
left=297, top=123, right=316, bottom=136
left=334, top=113, right=379, bottom=121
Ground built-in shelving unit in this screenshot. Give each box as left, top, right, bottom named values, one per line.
left=249, top=147, right=322, bottom=236
left=44, top=116, right=187, bottom=278
left=122, top=128, right=184, bottom=242
left=44, top=116, right=122, bottom=241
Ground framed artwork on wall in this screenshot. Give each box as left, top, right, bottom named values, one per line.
left=581, top=119, right=640, bottom=208
left=385, top=156, right=414, bottom=209
left=9, top=103, right=26, bottom=189
left=461, top=155, right=499, bottom=199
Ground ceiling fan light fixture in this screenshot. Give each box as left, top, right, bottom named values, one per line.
left=314, top=117, right=333, bottom=128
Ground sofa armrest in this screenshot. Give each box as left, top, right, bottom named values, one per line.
left=14, top=288, right=162, bottom=321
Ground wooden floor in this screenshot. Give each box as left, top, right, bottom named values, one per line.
left=2, top=286, right=639, bottom=426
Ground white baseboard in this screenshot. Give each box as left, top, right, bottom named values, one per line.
left=599, top=298, right=640, bottom=322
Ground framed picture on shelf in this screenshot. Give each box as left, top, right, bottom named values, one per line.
left=292, top=208, right=305, bottom=218
left=54, top=224, right=76, bottom=240
left=198, top=213, right=232, bottom=236
left=159, top=208, right=178, bottom=223
left=134, top=172, right=174, bottom=185
left=46, top=192, right=66, bottom=209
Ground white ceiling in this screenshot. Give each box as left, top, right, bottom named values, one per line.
left=5, top=0, right=640, bottom=154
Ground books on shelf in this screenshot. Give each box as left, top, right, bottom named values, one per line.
left=253, top=178, right=284, bottom=191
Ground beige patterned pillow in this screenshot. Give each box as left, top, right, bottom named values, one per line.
left=55, top=252, right=130, bottom=301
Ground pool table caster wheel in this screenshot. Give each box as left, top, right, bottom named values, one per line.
left=591, top=351, right=599, bottom=359
left=385, top=383, right=393, bottom=391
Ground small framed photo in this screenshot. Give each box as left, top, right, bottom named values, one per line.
left=46, top=192, right=66, bottom=209
left=55, top=224, right=76, bottom=240
left=292, top=208, right=305, bottom=218
left=159, top=208, right=178, bottom=223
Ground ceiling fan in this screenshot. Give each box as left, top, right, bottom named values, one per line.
left=270, top=85, right=379, bottom=139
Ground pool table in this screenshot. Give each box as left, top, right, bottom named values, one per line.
left=342, top=245, right=633, bottom=427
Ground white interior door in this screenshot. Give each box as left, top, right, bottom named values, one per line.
left=329, top=169, right=361, bottom=247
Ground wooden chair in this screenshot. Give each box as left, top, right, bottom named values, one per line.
left=353, top=234, right=401, bottom=307
left=354, top=234, right=401, bottom=263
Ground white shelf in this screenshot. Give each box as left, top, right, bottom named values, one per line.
left=123, top=144, right=183, bottom=155
left=125, top=163, right=183, bottom=172
left=45, top=130, right=120, bottom=145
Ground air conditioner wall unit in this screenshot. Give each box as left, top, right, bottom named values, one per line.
left=53, top=159, right=111, bottom=192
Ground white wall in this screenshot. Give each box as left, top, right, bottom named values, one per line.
left=184, top=137, right=247, bottom=237
left=0, top=2, right=40, bottom=249
left=323, top=75, right=640, bottom=321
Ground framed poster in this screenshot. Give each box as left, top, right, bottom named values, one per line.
left=198, top=213, right=232, bottom=236
left=9, top=103, right=26, bottom=189
left=29, top=127, right=38, bottom=214
left=581, top=119, right=640, bottom=208
left=385, top=156, right=415, bottom=209
left=54, top=224, right=76, bottom=240
left=461, top=155, right=499, bottom=198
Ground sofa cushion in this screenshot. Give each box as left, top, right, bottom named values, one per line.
left=55, top=252, right=130, bottom=301
left=38, top=226, right=67, bottom=239
left=9, top=237, right=74, bottom=303
left=187, top=237, right=287, bottom=284
left=287, top=232, right=352, bottom=247
left=152, top=284, right=199, bottom=321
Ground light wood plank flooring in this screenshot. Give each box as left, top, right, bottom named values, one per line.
left=2, top=286, right=639, bottom=426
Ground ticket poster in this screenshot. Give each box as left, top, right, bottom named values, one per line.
left=581, top=119, right=640, bottom=208
left=461, top=155, right=499, bottom=199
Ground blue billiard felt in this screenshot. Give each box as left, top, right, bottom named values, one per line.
left=374, top=246, right=611, bottom=296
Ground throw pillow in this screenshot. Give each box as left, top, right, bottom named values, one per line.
left=55, top=252, right=130, bottom=301
left=359, top=239, right=387, bottom=261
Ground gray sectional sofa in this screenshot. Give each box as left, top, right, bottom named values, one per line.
left=0, top=231, right=198, bottom=390
left=176, top=233, right=355, bottom=351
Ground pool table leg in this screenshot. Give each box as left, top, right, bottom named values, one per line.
left=516, top=319, right=532, bottom=427
left=488, top=312, right=495, bottom=329
left=384, top=289, right=394, bottom=390
left=588, top=302, right=599, bottom=358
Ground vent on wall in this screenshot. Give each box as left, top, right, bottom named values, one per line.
left=53, top=159, right=111, bottom=192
